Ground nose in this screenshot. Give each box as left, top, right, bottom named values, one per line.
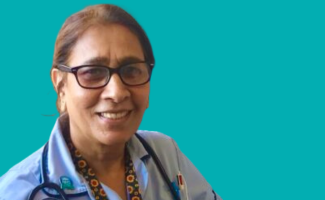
left=101, top=73, right=131, bottom=103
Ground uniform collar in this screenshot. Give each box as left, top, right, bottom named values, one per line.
left=42, top=114, right=150, bottom=195
left=128, top=132, right=150, bottom=162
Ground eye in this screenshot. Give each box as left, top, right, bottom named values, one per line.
left=82, top=68, right=104, bottom=75
left=122, top=65, right=143, bottom=78
left=78, top=67, right=108, bottom=80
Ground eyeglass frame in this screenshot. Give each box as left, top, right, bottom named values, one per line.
left=55, top=61, right=154, bottom=89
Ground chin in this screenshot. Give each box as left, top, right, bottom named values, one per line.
left=97, top=130, right=134, bottom=145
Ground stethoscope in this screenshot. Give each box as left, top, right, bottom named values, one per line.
left=28, top=133, right=182, bottom=200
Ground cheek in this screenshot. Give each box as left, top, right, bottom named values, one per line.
left=131, top=86, right=150, bottom=110
left=65, top=76, right=99, bottom=111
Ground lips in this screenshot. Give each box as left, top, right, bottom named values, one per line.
left=98, top=111, right=130, bottom=120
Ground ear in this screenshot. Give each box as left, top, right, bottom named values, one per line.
left=51, top=68, right=65, bottom=95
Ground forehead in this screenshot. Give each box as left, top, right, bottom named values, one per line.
left=68, top=24, right=144, bottom=66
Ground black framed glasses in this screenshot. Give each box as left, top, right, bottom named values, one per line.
left=56, top=61, right=154, bottom=89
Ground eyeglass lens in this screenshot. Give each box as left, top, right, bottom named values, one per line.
left=76, top=63, right=150, bottom=87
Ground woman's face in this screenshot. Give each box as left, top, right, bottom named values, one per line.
left=59, top=24, right=149, bottom=146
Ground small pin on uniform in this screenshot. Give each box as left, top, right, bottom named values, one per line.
left=177, top=172, right=184, bottom=190
left=60, top=176, right=75, bottom=190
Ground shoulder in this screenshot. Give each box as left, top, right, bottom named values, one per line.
left=5, top=147, right=42, bottom=174
left=0, top=147, right=42, bottom=199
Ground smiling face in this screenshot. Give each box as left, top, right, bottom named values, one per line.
left=57, top=24, right=150, bottom=146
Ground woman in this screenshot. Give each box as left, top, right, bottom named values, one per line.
left=0, top=4, right=221, bottom=200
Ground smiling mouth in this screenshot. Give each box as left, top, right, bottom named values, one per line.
left=98, top=111, right=130, bottom=120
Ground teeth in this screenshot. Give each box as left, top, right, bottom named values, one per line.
left=100, top=111, right=128, bottom=119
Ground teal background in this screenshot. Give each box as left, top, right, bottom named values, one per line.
left=0, top=0, right=324, bottom=199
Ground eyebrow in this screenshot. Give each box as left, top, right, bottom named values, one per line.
left=82, top=57, right=109, bottom=65
left=82, top=56, right=144, bottom=66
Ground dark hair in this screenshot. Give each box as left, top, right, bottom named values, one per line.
left=51, top=4, right=155, bottom=114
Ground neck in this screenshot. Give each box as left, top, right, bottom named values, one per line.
left=69, top=129, right=126, bottom=176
